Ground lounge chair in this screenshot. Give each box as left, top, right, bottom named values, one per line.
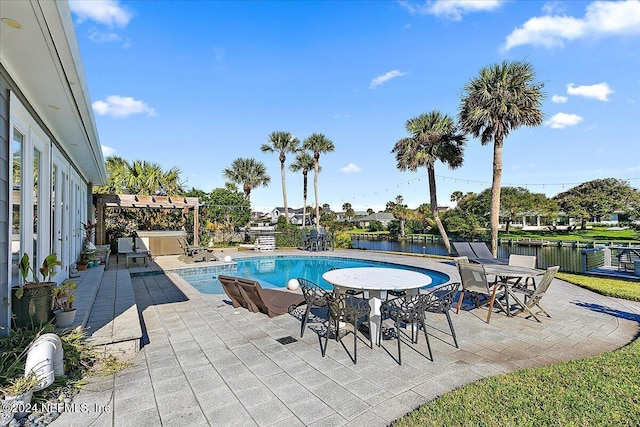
left=235, top=277, right=304, bottom=317
left=469, top=242, right=509, bottom=265
left=617, top=249, right=640, bottom=272
left=452, top=242, right=478, bottom=260
left=510, top=266, right=559, bottom=322
left=177, top=237, right=212, bottom=262
left=117, top=237, right=135, bottom=263
left=218, top=275, right=251, bottom=309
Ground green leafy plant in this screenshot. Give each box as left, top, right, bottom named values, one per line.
left=15, top=253, right=61, bottom=299
left=38, top=253, right=62, bottom=283
left=52, top=281, right=77, bottom=312
left=1, top=372, right=38, bottom=397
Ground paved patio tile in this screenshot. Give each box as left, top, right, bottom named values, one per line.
left=116, top=406, right=160, bottom=426
left=244, top=399, right=294, bottom=427
left=51, top=250, right=640, bottom=427
left=286, top=395, right=335, bottom=425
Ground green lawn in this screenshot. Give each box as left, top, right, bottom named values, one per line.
left=501, top=226, right=639, bottom=243
left=394, top=274, right=640, bottom=426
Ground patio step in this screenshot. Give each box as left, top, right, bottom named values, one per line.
left=82, top=267, right=142, bottom=358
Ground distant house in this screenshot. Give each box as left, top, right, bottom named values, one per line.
left=263, top=207, right=306, bottom=224
left=1, top=1, right=107, bottom=333
left=357, top=212, right=396, bottom=228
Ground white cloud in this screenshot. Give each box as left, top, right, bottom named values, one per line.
left=542, top=1, right=567, bottom=15
left=545, top=112, right=584, bottom=128
left=370, top=70, right=407, bottom=89
left=101, top=145, right=116, bottom=157
left=551, top=94, right=568, bottom=103
left=340, top=163, right=362, bottom=174
left=92, top=95, right=156, bottom=118
left=69, top=0, right=132, bottom=27
left=503, top=0, right=640, bottom=50
left=567, top=82, right=614, bottom=101
left=399, top=0, right=503, bottom=20
left=88, top=29, right=120, bottom=43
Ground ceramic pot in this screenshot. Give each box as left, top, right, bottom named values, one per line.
left=54, top=309, right=77, bottom=328
left=11, top=283, right=54, bottom=329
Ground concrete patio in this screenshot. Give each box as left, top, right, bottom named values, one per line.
left=53, top=249, right=640, bottom=426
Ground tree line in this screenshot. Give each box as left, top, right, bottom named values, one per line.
left=94, top=60, right=639, bottom=250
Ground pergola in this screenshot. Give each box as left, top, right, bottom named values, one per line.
left=94, top=194, right=201, bottom=245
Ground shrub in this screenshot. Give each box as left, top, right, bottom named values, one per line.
left=333, top=231, right=353, bottom=249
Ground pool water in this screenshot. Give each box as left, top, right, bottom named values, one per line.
left=178, top=256, right=449, bottom=295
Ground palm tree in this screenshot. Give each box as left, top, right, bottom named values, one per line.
left=302, top=133, right=335, bottom=230
left=392, top=195, right=410, bottom=238
left=342, top=202, right=355, bottom=220
left=450, top=191, right=464, bottom=205
left=289, top=152, right=318, bottom=227
left=261, top=131, right=300, bottom=224
left=459, top=60, right=544, bottom=255
left=222, top=158, right=271, bottom=202
left=97, top=157, right=184, bottom=195
left=392, top=111, right=466, bottom=254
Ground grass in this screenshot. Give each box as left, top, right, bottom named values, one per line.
left=394, top=273, right=640, bottom=426
left=0, top=325, right=129, bottom=404
left=557, top=272, right=640, bottom=302
left=501, top=226, right=639, bottom=243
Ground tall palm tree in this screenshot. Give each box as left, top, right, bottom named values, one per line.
left=222, top=158, right=271, bottom=202
left=459, top=60, right=544, bottom=255
left=392, top=195, right=410, bottom=238
left=302, top=133, right=335, bottom=230
left=261, top=131, right=300, bottom=224
left=289, top=151, right=316, bottom=227
left=392, top=111, right=466, bottom=254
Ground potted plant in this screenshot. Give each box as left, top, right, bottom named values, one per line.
left=76, top=253, right=89, bottom=271
left=82, top=219, right=96, bottom=250
left=1, top=372, right=39, bottom=419
left=11, top=253, right=61, bottom=328
left=51, top=280, right=77, bottom=328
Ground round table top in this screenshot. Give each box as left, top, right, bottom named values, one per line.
left=322, top=267, right=432, bottom=291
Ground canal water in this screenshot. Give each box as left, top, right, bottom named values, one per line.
left=351, top=237, right=586, bottom=272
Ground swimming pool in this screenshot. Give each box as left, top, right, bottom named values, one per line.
left=177, top=256, right=450, bottom=295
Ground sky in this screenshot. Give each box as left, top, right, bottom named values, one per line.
left=68, top=0, right=640, bottom=213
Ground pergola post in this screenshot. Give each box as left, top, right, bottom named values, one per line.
left=96, top=196, right=105, bottom=245
left=194, top=205, right=199, bottom=246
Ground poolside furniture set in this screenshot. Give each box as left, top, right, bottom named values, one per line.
left=217, top=248, right=559, bottom=365
left=301, top=229, right=334, bottom=251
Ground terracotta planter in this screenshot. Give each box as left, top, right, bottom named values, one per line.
left=11, top=283, right=54, bottom=329
left=76, top=262, right=88, bottom=271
